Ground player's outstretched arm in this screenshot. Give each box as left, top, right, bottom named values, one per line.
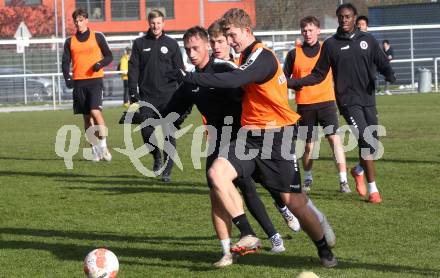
left=169, top=48, right=277, bottom=90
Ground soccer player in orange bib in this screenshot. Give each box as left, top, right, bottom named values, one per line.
left=283, top=16, right=350, bottom=194
left=62, top=8, right=113, bottom=162
left=168, top=9, right=337, bottom=267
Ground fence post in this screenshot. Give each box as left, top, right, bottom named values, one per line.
left=410, top=27, right=415, bottom=92
left=58, top=74, right=62, bottom=104
left=22, top=42, right=28, bottom=104
left=435, top=57, right=439, bottom=92
left=52, top=75, right=56, bottom=110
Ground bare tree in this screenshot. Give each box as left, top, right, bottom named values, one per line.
left=255, top=0, right=372, bottom=31
left=255, top=0, right=306, bottom=30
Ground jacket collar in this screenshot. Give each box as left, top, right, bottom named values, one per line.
left=241, top=40, right=261, bottom=61
left=335, top=26, right=359, bottom=40
left=146, top=29, right=165, bottom=40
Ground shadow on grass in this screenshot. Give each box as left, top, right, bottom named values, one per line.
left=0, top=228, right=215, bottom=247
left=65, top=184, right=209, bottom=195
left=316, top=156, right=440, bottom=165
left=0, top=170, right=137, bottom=179
left=61, top=177, right=207, bottom=188
left=0, top=170, right=208, bottom=191
left=0, top=233, right=438, bottom=275
left=0, top=156, right=61, bottom=162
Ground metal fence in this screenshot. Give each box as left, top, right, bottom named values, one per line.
left=1, top=24, right=439, bottom=106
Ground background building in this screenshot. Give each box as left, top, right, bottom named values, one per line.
left=0, top=0, right=256, bottom=38
left=1, top=0, right=439, bottom=103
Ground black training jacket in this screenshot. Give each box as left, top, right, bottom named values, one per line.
left=166, top=56, right=243, bottom=129
left=295, top=28, right=395, bottom=108
left=128, top=30, right=183, bottom=100
left=181, top=41, right=279, bottom=89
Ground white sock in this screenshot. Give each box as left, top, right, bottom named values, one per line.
left=220, top=238, right=231, bottom=255
left=99, top=138, right=107, bottom=148
left=368, top=181, right=379, bottom=194
left=307, top=199, right=324, bottom=223
left=92, top=145, right=100, bottom=153
left=304, top=170, right=313, bottom=181
left=354, top=164, right=364, bottom=175
left=339, top=171, right=347, bottom=183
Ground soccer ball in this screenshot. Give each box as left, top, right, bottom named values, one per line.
left=83, top=248, right=119, bottom=278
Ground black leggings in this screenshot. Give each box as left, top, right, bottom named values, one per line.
left=140, top=102, right=191, bottom=175
left=234, top=177, right=280, bottom=238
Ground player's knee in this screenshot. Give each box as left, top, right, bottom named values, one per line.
left=328, top=134, right=343, bottom=148
left=207, top=164, right=223, bottom=187
left=327, top=134, right=337, bottom=142
left=282, top=192, right=308, bottom=211
left=304, top=142, right=313, bottom=153
left=90, top=109, right=101, bottom=117
left=207, top=159, right=233, bottom=188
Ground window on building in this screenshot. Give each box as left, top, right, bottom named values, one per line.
left=111, top=0, right=140, bottom=20
left=146, top=0, right=174, bottom=19
left=5, top=0, right=42, bottom=5
left=76, top=0, right=105, bottom=21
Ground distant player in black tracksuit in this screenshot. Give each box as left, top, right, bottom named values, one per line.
left=128, top=9, right=189, bottom=182
left=292, top=3, right=396, bottom=203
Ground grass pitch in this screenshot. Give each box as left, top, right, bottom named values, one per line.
left=0, top=93, right=439, bottom=277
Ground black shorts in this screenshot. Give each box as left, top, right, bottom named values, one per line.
left=218, top=126, right=302, bottom=193
left=340, top=105, right=379, bottom=155
left=297, top=101, right=339, bottom=142
left=73, top=85, right=103, bottom=115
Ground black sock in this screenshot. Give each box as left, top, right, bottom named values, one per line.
left=232, top=214, right=255, bottom=237
left=314, top=236, right=329, bottom=252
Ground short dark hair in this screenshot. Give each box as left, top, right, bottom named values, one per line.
left=356, top=15, right=369, bottom=26
left=183, top=26, right=208, bottom=44
left=148, top=9, right=164, bottom=21
left=300, top=16, right=320, bottom=29
left=72, top=8, right=88, bottom=20
left=336, top=3, right=358, bottom=16
left=208, top=19, right=225, bottom=38
left=382, top=40, right=390, bottom=45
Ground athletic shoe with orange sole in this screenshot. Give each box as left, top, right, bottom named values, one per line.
left=369, top=192, right=382, bottom=203
left=230, top=235, right=262, bottom=256
left=351, top=166, right=367, bottom=197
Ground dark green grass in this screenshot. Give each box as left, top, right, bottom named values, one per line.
left=0, top=93, right=439, bottom=277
